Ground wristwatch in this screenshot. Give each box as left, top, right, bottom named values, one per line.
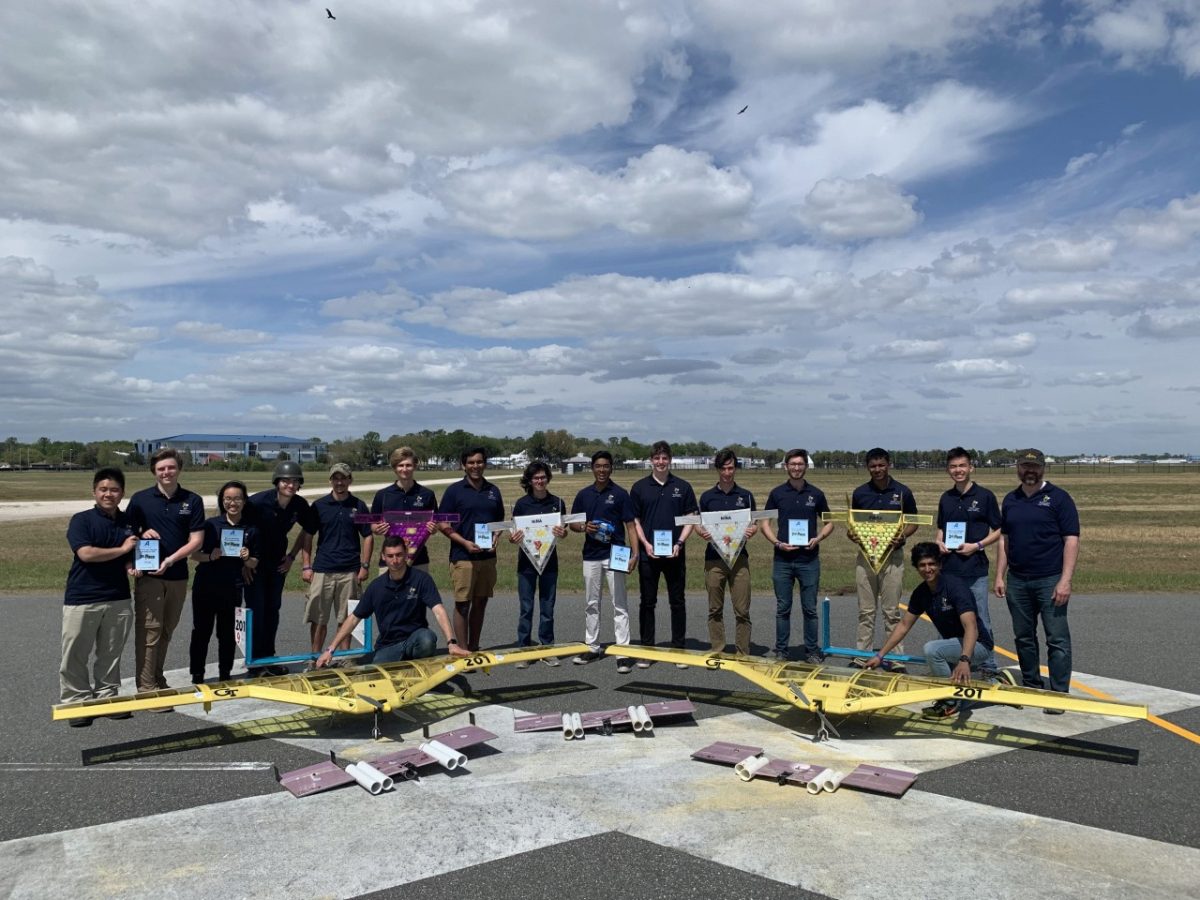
left=448, top=639, right=459, bottom=645
left=958, top=654, right=971, bottom=663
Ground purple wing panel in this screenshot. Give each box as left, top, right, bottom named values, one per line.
left=840, top=764, right=918, bottom=797
left=691, top=741, right=764, bottom=765
left=514, top=712, right=567, bottom=733
left=433, top=725, right=498, bottom=750
left=371, top=747, right=433, bottom=776
left=579, top=708, right=633, bottom=729
left=757, top=759, right=827, bottom=785
left=277, top=760, right=356, bottom=798
left=644, top=700, right=696, bottom=718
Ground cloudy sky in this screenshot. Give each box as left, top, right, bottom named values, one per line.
left=4, top=0, right=1200, bottom=453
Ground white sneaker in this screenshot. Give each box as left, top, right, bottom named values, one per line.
left=542, top=656, right=560, bottom=667
left=635, top=659, right=653, bottom=669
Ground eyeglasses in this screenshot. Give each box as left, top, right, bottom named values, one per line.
left=224, top=497, right=245, bottom=504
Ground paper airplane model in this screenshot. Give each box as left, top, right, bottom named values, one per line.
left=675, top=510, right=776, bottom=568
left=514, top=699, right=696, bottom=740
left=275, top=721, right=497, bottom=797
left=691, top=741, right=917, bottom=797
left=352, top=510, right=459, bottom=563
left=485, top=513, right=586, bottom=573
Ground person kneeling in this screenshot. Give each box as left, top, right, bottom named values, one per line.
left=863, top=542, right=994, bottom=720
left=314, top=535, right=469, bottom=667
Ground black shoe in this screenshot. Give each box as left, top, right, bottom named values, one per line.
left=615, top=657, right=633, bottom=674
left=106, top=711, right=133, bottom=720
left=68, top=717, right=93, bottom=728
left=190, top=674, right=205, bottom=685
left=572, top=651, right=603, bottom=665
left=1043, top=707, right=1065, bottom=716
left=264, top=664, right=290, bottom=676
left=922, top=699, right=960, bottom=719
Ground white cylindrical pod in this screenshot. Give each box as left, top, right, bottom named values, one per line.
left=734, top=754, right=769, bottom=782
left=355, top=760, right=394, bottom=792
left=562, top=712, right=575, bottom=740
left=821, top=770, right=845, bottom=793
left=635, top=705, right=653, bottom=732
left=420, top=739, right=467, bottom=770
left=806, top=770, right=834, bottom=795
left=345, top=763, right=384, bottom=795
left=570, top=712, right=584, bottom=739
left=627, top=706, right=643, bottom=732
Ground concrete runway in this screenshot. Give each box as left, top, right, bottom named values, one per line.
left=1, top=588, right=1198, bottom=899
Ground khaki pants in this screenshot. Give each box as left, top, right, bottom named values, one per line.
left=60, top=599, right=134, bottom=703
left=135, top=576, right=188, bottom=692
left=705, top=557, right=751, bottom=655
left=855, top=551, right=904, bottom=652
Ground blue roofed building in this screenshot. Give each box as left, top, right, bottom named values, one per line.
left=133, top=434, right=325, bottom=465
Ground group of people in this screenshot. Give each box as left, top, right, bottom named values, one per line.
left=59, top=443, right=1080, bottom=725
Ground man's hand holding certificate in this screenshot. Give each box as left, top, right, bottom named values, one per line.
left=135, top=539, right=160, bottom=572
left=608, top=544, right=633, bottom=573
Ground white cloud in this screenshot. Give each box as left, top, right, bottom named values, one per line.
left=174, top=321, right=271, bottom=345
left=1128, top=309, right=1200, bottom=338
left=1115, top=191, right=1200, bottom=249
left=1051, top=369, right=1141, bottom=386
left=1005, top=233, right=1117, bottom=271
left=1079, top=0, right=1200, bottom=75
left=934, top=358, right=1027, bottom=386
left=320, top=287, right=420, bottom=319
left=930, top=239, right=1000, bottom=281
left=1065, top=151, right=1099, bottom=176
left=798, top=176, right=922, bottom=241
left=440, top=146, right=754, bottom=240
left=874, top=339, right=946, bottom=359
left=984, top=332, right=1039, bottom=356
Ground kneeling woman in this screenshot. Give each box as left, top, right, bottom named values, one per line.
left=189, top=481, right=259, bottom=682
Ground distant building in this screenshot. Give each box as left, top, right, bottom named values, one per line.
left=133, top=434, right=325, bottom=465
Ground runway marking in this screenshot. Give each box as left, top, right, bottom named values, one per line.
left=0, top=761, right=272, bottom=772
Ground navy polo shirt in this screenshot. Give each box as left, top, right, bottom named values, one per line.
left=370, top=482, right=439, bottom=566
left=512, top=493, right=567, bottom=574
left=1000, top=481, right=1080, bottom=579
left=311, top=493, right=371, bottom=573
left=65, top=506, right=134, bottom=606
left=908, top=578, right=993, bottom=650
left=698, top=482, right=756, bottom=563
left=248, top=489, right=318, bottom=563
left=765, top=480, right=830, bottom=563
left=571, top=481, right=636, bottom=562
left=439, top=477, right=505, bottom=563
left=937, top=483, right=1001, bottom=579
left=126, top=484, right=206, bottom=581
left=192, top=515, right=260, bottom=594
left=353, top=567, right=442, bottom=647
left=631, top=472, right=699, bottom=544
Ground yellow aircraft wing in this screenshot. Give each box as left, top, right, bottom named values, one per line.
left=51, top=643, right=591, bottom=722
left=605, top=645, right=1149, bottom=721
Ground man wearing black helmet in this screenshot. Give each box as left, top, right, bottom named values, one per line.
left=245, top=460, right=318, bottom=675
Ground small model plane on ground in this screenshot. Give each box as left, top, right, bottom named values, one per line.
left=692, top=740, right=917, bottom=797
left=514, top=699, right=696, bottom=740
left=275, top=718, right=497, bottom=797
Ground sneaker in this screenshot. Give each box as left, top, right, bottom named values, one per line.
left=572, top=651, right=603, bottom=665
left=922, top=699, right=960, bottom=719
left=190, top=673, right=205, bottom=685
left=886, top=663, right=907, bottom=674
left=616, top=658, right=633, bottom=674
left=995, top=669, right=1019, bottom=688
left=804, top=653, right=825, bottom=665
left=849, top=656, right=871, bottom=669
left=635, top=659, right=653, bottom=669
left=542, top=656, right=560, bottom=667
left=675, top=662, right=689, bottom=669
left=68, top=717, right=93, bottom=728
left=264, top=665, right=290, bottom=677
left=106, top=711, right=133, bottom=720
left=150, top=706, right=175, bottom=714
left=764, top=649, right=782, bottom=661
left=514, top=660, right=529, bottom=669
left=1043, top=707, right=1065, bottom=716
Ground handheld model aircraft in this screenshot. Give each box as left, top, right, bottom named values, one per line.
left=692, top=740, right=917, bottom=797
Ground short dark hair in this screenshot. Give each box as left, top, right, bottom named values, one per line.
left=785, top=448, right=808, bottom=465
left=218, top=480, right=248, bottom=507
left=382, top=534, right=409, bottom=552
left=93, top=467, right=125, bottom=489
left=910, top=542, right=941, bottom=567
left=520, top=461, right=553, bottom=492
left=591, top=450, right=613, bottom=467
left=946, top=447, right=971, bottom=465
left=865, top=447, right=890, bottom=464
left=651, top=440, right=672, bottom=457
left=460, top=446, right=488, bottom=466
left=149, top=447, right=184, bottom=470
left=714, top=448, right=737, bottom=469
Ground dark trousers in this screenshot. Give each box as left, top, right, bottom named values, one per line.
left=637, top=555, right=687, bottom=647
left=189, top=586, right=241, bottom=681
left=245, top=564, right=285, bottom=660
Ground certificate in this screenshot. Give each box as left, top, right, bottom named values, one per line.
left=608, top=544, right=632, bottom=573
left=653, top=529, right=673, bottom=556
left=220, top=528, right=244, bottom=557
left=474, top=523, right=494, bottom=551
left=788, top=519, right=810, bottom=546
left=945, top=521, right=967, bottom=549
left=135, top=539, right=160, bottom=571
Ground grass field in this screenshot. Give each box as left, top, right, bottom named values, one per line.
left=2, top=466, right=1196, bottom=594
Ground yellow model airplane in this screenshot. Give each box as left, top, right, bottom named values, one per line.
left=52, top=643, right=1148, bottom=742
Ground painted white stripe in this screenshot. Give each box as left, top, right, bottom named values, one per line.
left=0, top=762, right=271, bottom=772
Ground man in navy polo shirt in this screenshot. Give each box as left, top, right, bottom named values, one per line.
left=246, top=460, right=318, bottom=674
left=696, top=448, right=758, bottom=656
left=849, top=448, right=918, bottom=667
left=439, top=447, right=505, bottom=651
left=313, top=536, right=467, bottom=667
left=370, top=446, right=440, bottom=571
left=569, top=450, right=639, bottom=671
left=302, top=463, right=373, bottom=656
left=864, top=542, right=994, bottom=719
left=995, top=448, right=1080, bottom=701
left=127, top=448, right=205, bottom=695
left=936, top=447, right=1004, bottom=676
left=760, top=449, right=833, bottom=663
left=631, top=441, right=698, bottom=663
left=60, top=467, right=139, bottom=725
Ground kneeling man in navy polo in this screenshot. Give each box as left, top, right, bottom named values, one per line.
left=314, top=535, right=469, bottom=668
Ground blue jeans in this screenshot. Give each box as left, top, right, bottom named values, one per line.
left=516, top=567, right=558, bottom=646
left=772, top=556, right=821, bottom=655
left=1005, top=573, right=1071, bottom=692
left=245, top=564, right=285, bottom=660
left=366, top=628, right=437, bottom=663
left=943, top=573, right=998, bottom=671
left=924, top=637, right=991, bottom=679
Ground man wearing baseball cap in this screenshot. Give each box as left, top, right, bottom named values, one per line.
left=994, top=449, right=1080, bottom=707
left=303, top=463, right=373, bottom=657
